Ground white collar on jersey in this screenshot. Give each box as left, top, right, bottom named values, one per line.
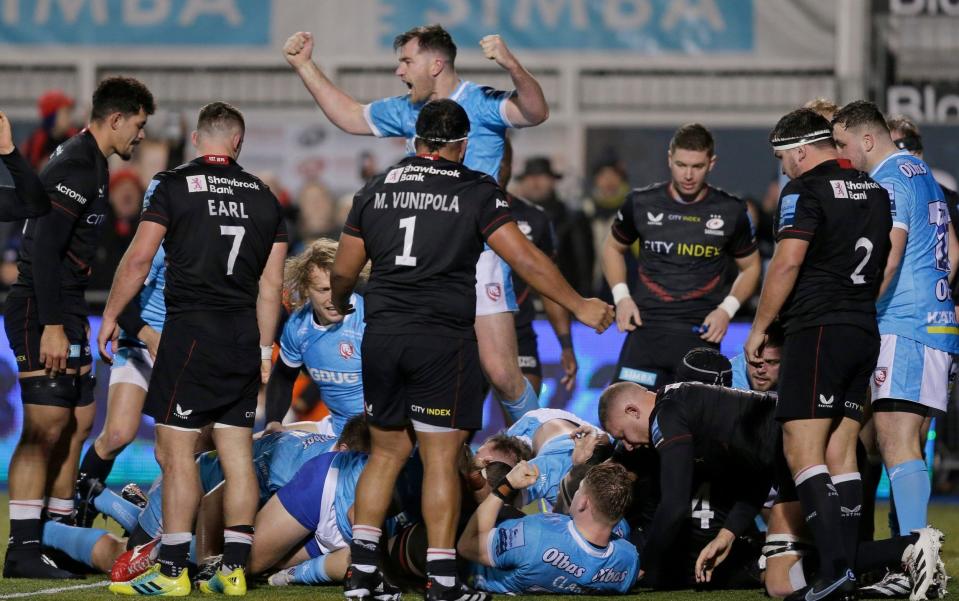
left=869, top=149, right=912, bottom=178
left=567, top=520, right=613, bottom=558
left=449, top=80, right=469, bottom=102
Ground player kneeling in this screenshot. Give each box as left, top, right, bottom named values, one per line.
left=458, top=461, right=639, bottom=594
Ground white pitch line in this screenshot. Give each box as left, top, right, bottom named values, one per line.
left=0, top=580, right=109, bottom=599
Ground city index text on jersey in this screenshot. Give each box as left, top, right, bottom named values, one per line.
left=374, top=192, right=460, bottom=213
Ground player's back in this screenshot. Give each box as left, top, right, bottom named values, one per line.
left=775, top=159, right=892, bottom=333
left=345, top=155, right=511, bottom=337
left=262, top=429, right=338, bottom=498
left=471, top=512, right=638, bottom=594
left=872, top=151, right=959, bottom=352
left=141, top=155, right=286, bottom=314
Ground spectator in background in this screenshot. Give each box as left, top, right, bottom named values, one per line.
left=516, top=157, right=594, bottom=296
left=293, top=181, right=339, bottom=253
left=88, top=169, right=143, bottom=292
left=583, top=160, right=630, bottom=298
left=21, top=90, right=79, bottom=171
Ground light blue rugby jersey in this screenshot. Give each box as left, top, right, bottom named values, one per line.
left=279, top=294, right=365, bottom=434
left=730, top=351, right=751, bottom=391
left=363, top=80, right=515, bottom=180
left=872, top=151, right=959, bottom=353
left=471, top=513, right=639, bottom=595
left=119, top=246, right=166, bottom=344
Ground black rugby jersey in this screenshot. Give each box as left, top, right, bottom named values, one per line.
left=508, top=193, right=557, bottom=330
left=344, top=155, right=513, bottom=338
left=140, top=155, right=287, bottom=314
left=774, top=159, right=892, bottom=334
left=610, top=183, right=756, bottom=325
left=641, top=382, right=778, bottom=584
left=10, top=129, right=109, bottom=323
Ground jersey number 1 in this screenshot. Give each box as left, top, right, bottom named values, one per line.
left=220, top=225, right=245, bottom=275
left=395, top=216, right=417, bottom=267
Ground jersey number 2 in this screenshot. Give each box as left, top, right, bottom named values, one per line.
left=220, top=225, right=245, bottom=275
left=395, top=216, right=417, bottom=267
left=850, top=237, right=874, bottom=285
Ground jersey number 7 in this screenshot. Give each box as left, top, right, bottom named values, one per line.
left=220, top=225, right=245, bottom=275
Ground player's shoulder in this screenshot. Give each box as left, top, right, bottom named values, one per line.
left=628, top=182, right=669, bottom=202
left=459, top=81, right=509, bottom=102
left=705, top=184, right=746, bottom=206
left=47, top=130, right=97, bottom=166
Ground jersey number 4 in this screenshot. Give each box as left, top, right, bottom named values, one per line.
left=395, top=216, right=417, bottom=267
left=220, top=225, right=245, bottom=275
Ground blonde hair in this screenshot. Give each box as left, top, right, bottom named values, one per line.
left=283, top=238, right=368, bottom=309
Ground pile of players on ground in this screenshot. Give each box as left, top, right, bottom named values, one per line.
left=45, top=310, right=948, bottom=599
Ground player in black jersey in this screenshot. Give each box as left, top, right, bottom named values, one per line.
left=599, top=381, right=775, bottom=589
left=745, top=108, right=892, bottom=600
left=331, top=100, right=613, bottom=601
left=602, top=124, right=760, bottom=390
left=498, top=138, right=576, bottom=394
left=2, top=77, right=154, bottom=580
left=0, top=111, right=50, bottom=220
left=98, top=102, right=287, bottom=596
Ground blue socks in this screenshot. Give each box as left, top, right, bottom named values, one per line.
left=42, top=520, right=108, bottom=567
left=291, top=555, right=332, bottom=584
left=94, top=488, right=141, bottom=532
left=888, top=459, right=929, bottom=535
left=497, top=378, right=539, bottom=423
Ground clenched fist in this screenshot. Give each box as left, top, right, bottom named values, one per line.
left=0, top=111, right=14, bottom=155
left=283, top=32, right=314, bottom=69
left=480, top=35, right=517, bottom=70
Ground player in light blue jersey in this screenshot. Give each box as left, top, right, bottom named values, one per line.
left=728, top=323, right=783, bottom=393
left=459, top=461, right=638, bottom=595
left=265, top=239, right=365, bottom=431
left=283, top=24, right=549, bottom=425
left=77, top=245, right=167, bottom=526
left=833, top=101, right=959, bottom=536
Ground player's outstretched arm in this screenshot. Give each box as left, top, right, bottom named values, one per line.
left=488, top=222, right=613, bottom=333
left=100, top=221, right=166, bottom=364
left=458, top=460, right=539, bottom=567
left=283, top=32, right=373, bottom=135
left=330, top=233, right=368, bottom=315
left=0, top=111, right=50, bottom=220
left=257, top=241, right=288, bottom=384
left=601, top=231, right=641, bottom=332
left=480, top=35, right=549, bottom=127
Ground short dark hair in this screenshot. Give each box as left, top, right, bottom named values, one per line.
left=887, top=114, right=920, bottom=138
left=394, top=24, right=457, bottom=66
left=414, top=99, right=470, bottom=153
left=337, top=416, right=370, bottom=453
left=197, top=101, right=245, bottom=135
left=90, top=76, right=155, bottom=121
left=669, top=123, right=715, bottom=156
left=484, top=433, right=533, bottom=463
left=765, top=321, right=785, bottom=349
left=832, top=100, right=890, bottom=134
left=769, top=108, right=835, bottom=150
left=582, top=463, right=634, bottom=523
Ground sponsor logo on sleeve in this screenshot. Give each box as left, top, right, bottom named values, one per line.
left=495, top=522, right=525, bottom=555
left=778, top=194, right=799, bottom=230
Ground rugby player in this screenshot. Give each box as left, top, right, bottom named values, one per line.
left=499, top=137, right=577, bottom=395
left=730, top=321, right=783, bottom=392
left=264, top=238, right=365, bottom=430
left=330, top=99, right=612, bottom=601
left=599, top=381, right=771, bottom=589
left=832, top=102, right=959, bottom=542
left=602, top=124, right=760, bottom=389
left=3, top=77, right=154, bottom=580
left=98, top=102, right=287, bottom=596
left=746, top=107, right=892, bottom=599
left=76, top=246, right=165, bottom=527
left=284, top=24, right=548, bottom=423
left=458, top=461, right=639, bottom=594
left=0, top=110, right=50, bottom=220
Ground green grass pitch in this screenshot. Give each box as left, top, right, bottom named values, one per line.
left=0, top=495, right=955, bottom=599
